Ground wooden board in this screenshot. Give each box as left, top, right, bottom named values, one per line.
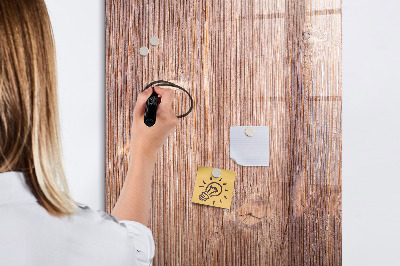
left=106, top=0, right=342, bottom=264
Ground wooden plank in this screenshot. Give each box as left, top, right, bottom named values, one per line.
left=106, top=0, right=342, bottom=264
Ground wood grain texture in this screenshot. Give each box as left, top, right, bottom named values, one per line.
left=106, top=0, right=342, bottom=265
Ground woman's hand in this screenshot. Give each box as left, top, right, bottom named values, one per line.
left=130, top=87, right=179, bottom=155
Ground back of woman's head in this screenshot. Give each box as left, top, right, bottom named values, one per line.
left=0, top=0, right=78, bottom=217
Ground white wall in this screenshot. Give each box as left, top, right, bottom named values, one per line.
left=343, top=0, right=400, bottom=265
left=45, top=1, right=105, bottom=211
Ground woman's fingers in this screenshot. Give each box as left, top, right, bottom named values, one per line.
left=154, top=88, right=178, bottom=122
left=133, top=86, right=176, bottom=121
left=153, top=86, right=167, bottom=95
left=158, top=88, right=174, bottom=108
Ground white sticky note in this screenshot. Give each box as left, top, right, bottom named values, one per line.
left=230, top=126, right=269, bottom=166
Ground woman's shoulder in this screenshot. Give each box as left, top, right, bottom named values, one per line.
left=74, top=202, right=154, bottom=245
left=75, top=202, right=120, bottom=224
left=73, top=202, right=155, bottom=264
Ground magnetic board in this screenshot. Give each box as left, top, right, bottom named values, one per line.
left=106, top=0, right=342, bottom=264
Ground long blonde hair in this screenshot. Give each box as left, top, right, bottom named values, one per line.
left=0, top=0, right=78, bottom=217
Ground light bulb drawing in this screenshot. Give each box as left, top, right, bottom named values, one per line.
left=199, top=182, right=222, bottom=201
left=198, top=176, right=229, bottom=206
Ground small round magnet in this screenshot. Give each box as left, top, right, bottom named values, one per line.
left=139, top=46, right=149, bottom=56
left=211, top=168, right=222, bottom=178
left=245, top=127, right=255, bottom=137
left=149, top=36, right=159, bottom=46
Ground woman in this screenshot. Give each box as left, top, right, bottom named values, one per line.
left=0, top=0, right=178, bottom=265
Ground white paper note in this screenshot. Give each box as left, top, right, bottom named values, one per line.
left=230, top=126, right=269, bottom=166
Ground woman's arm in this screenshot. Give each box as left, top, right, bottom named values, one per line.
left=111, top=87, right=178, bottom=226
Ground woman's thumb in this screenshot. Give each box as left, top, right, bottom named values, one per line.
left=133, top=88, right=153, bottom=117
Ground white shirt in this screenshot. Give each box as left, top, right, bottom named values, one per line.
left=0, top=171, right=155, bottom=265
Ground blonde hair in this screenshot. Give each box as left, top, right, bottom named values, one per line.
left=0, top=0, right=78, bottom=217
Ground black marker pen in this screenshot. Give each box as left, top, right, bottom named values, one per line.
left=144, top=88, right=158, bottom=127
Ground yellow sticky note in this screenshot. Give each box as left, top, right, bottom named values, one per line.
left=192, top=166, right=236, bottom=209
